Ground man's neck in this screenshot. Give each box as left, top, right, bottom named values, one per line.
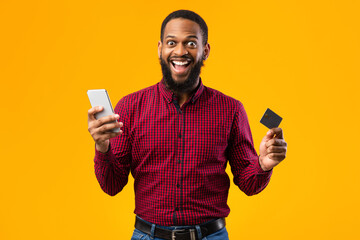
left=175, top=92, right=191, bottom=107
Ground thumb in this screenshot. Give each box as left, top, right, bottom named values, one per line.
left=262, top=129, right=275, bottom=142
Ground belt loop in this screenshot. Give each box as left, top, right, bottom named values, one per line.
left=195, top=225, right=202, bottom=239
left=150, top=223, right=156, bottom=239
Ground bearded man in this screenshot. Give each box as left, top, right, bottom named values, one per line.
left=87, top=9, right=287, bottom=240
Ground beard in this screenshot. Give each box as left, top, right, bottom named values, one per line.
left=160, top=53, right=204, bottom=93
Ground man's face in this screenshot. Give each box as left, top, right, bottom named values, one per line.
left=158, top=18, right=210, bottom=92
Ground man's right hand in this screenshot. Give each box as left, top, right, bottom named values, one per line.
left=87, top=106, right=123, bottom=153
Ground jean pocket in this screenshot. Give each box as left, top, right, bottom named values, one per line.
left=131, top=228, right=150, bottom=240
left=205, top=227, right=229, bottom=240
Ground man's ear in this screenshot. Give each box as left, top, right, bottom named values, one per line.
left=158, top=41, right=162, bottom=59
left=203, top=43, right=210, bottom=60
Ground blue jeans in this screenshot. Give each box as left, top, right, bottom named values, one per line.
left=131, top=216, right=229, bottom=240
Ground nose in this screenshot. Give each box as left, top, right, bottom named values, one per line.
left=173, top=43, right=188, bottom=56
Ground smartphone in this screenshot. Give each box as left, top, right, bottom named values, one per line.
left=87, top=89, right=120, bottom=133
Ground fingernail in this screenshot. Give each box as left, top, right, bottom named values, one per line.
left=115, top=114, right=119, bottom=118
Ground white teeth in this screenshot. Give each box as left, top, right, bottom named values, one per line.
left=172, top=61, right=190, bottom=66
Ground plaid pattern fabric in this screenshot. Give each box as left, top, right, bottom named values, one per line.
left=94, top=78, right=272, bottom=226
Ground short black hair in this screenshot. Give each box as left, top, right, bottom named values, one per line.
left=160, top=10, right=208, bottom=46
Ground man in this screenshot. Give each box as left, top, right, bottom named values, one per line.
left=87, top=10, right=287, bottom=240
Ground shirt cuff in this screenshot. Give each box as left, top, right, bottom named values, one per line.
left=256, top=156, right=273, bottom=175
left=94, top=144, right=115, bottom=163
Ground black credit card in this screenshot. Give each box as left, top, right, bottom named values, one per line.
left=260, top=108, right=283, bottom=129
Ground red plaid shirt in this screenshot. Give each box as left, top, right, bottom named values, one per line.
left=94, top=78, right=272, bottom=226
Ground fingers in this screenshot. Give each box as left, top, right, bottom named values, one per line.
left=98, top=121, right=123, bottom=134
left=267, top=152, right=286, bottom=161
left=88, top=106, right=103, bottom=121
left=265, top=138, right=287, bottom=148
left=267, top=145, right=287, bottom=154
left=263, top=128, right=284, bottom=142
left=265, top=138, right=287, bottom=161
left=268, top=127, right=284, bottom=139
left=93, top=130, right=123, bottom=143
left=87, top=106, right=124, bottom=144
left=88, top=120, right=123, bottom=135
left=91, top=113, right=121, bottom=129
left=88, top=106, right=122, bottom=126
left=98, top=114, right=120, bottom=126
left=88, top=112, right=122, bottom=133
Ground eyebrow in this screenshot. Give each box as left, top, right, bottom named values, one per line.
left=165, top=35, right=198, bottom=39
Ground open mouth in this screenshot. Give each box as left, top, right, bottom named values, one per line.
left=170, top=59, right=192, bottom=75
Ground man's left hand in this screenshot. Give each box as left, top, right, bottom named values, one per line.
left=259, top=128, right=287, bottom=171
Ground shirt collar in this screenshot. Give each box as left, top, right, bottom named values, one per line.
left=159, top=78, right=205, bottom=104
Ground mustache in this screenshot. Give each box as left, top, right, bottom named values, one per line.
left=168, top=55, right=193, bottom=62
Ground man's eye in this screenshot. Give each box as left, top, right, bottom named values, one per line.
left=187, top=42, right=196, bottom=47
left=167, top=41, right=175, bottom=46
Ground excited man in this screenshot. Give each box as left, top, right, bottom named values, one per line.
left=87, top=10, right=287, bottom=240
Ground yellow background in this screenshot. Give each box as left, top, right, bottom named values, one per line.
left=1, top=0, right=359, bottom=239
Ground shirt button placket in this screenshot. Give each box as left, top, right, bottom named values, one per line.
left=172, top=98, right=183, bottom=225
left=178, top=107, right=185, bottom=225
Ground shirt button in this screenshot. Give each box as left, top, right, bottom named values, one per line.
left=177, top=184, right=181, bottom=188
left=175, top=207, right=179, bottom=211
left=177, top=160, right=181, bottom=164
